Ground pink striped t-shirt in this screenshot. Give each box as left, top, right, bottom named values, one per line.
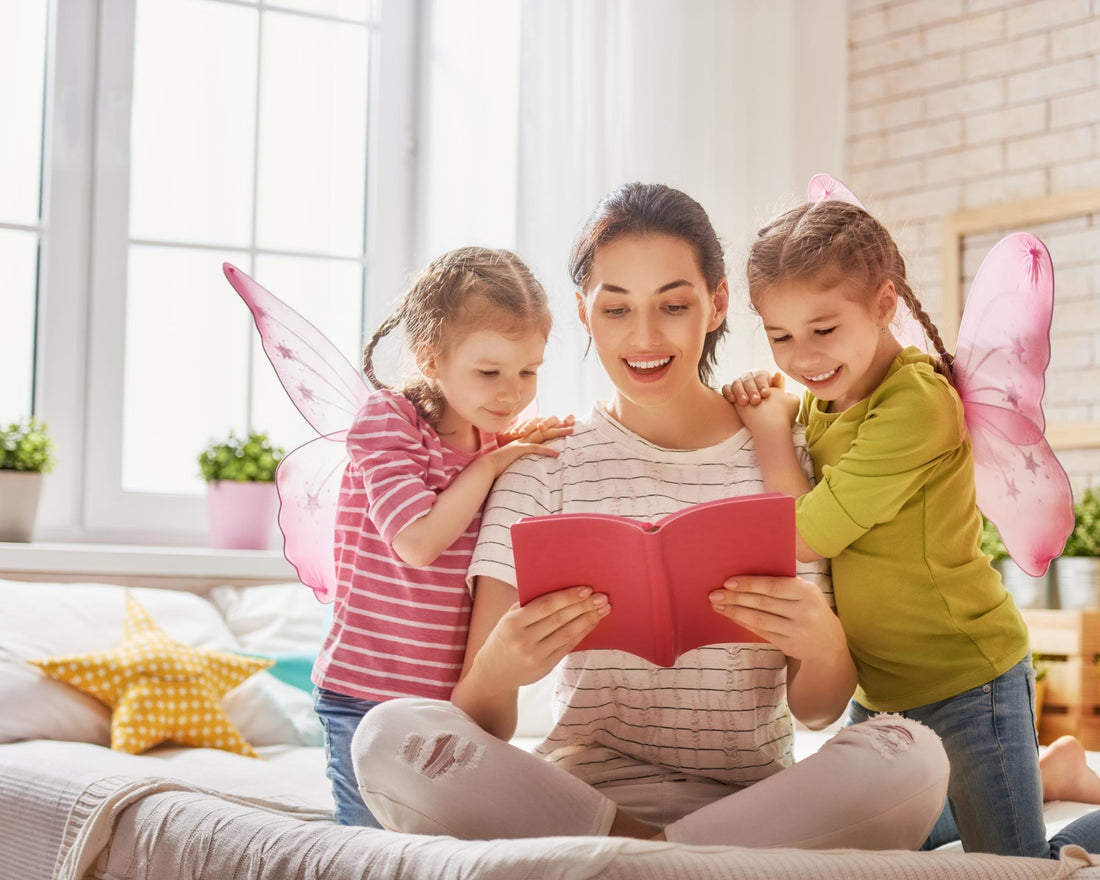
left=312, top=388, right=497, bottom=702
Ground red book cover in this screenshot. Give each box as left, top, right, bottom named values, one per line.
left=511, top=493, right=796, bottom=667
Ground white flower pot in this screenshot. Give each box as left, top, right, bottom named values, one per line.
left=1053, top=557, right=1100, bottom=610
left=206, top=481, right=280, bottom=550
left=0, top=470, right=44, bottom=542
left=994, top=559, right=1055, bottom=609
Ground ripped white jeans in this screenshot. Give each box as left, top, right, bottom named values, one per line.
left=352, top=698, right=949, bottom=849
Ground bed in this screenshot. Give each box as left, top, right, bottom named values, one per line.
left=2, top=575, right=1100, bottom=880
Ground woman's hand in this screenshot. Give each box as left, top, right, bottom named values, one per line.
left=472, top=586, right=610, bottom=694
left=709, top=574, right=855, bottom=727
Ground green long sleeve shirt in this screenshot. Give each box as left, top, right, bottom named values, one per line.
left=798, top=347, right=1029, bottom=712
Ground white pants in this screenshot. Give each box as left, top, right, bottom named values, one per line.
left=352, top=698, right=949, bottom=849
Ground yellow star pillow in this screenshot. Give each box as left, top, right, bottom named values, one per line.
left=29, top=593, right=273, bottom=756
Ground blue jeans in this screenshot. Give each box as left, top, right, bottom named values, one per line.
left=313, top=687, right=382, bottom=827
left=848, top=657, right=1100, bottom=857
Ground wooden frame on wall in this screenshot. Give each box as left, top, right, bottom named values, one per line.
left=942, top=187, right=1100, bottom=451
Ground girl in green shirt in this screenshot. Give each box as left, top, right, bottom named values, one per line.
left=718, top=196, right=1100, bottom=857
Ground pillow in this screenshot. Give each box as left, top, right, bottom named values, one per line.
left=207, top=582, right=330, bottom=654
left=245, top=650, right=317, bottom=693
left=0, top=580, right=242, bottom=745
left=29, top=593, right=272, bottom=755
left=222, top=672, right=323, bottom=747
left=0, top=579, right=317, bottom=748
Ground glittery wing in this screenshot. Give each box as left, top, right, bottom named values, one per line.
left=953, top=234, right=1073, bottom=576
left=807, top=173, right=929, bottom=351
left=223, top=263, right=371, bottom=602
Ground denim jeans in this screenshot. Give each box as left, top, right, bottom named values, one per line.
left=848, top=656, right=1100, bottom=857
left=313, top=686, right=382, bottom=827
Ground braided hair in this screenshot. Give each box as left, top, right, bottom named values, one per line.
left=363, top=247, right=552, bottom=426
left=746, top=200, right=954, bottom=381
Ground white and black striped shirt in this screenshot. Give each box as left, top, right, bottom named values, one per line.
left=469, top=406, right=831, bottom=789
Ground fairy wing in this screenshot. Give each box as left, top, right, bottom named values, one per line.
left=807, top=173, right=929, bottom=351
left=223, top=263, right=371, bottom=602
left=953, top=234, right=1073, bottom=576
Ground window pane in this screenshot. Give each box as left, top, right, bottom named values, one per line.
left=267, top=1, right=374, bottom=23
left=123, top=246, right=250, bottom=494
left=130, top=0, right=258, bottom=246
left=256, top=12, right=369, bottom=255
left=249, top=256, right=365, bottom=455
left=0, top=231, right=38, bottom=421
left=0, top=1, right=47, bottom=226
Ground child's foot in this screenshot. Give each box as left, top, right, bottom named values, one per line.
left=1041, top=735, right=1100, bottom=803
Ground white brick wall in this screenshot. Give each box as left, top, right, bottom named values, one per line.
left=845, top=0, right=1100, bottom=489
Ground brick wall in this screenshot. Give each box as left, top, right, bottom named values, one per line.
left=845, top=0, right=1100, bottom=489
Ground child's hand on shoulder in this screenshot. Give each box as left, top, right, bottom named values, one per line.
left=490, top=414, right=575, bottom=474
left=722, top=370, right=798, bottom=434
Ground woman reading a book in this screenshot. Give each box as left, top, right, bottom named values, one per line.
left=351, top=183, right=949, bottom=847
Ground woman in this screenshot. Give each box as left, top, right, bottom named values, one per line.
left=351, top=183, right=949, bottom=847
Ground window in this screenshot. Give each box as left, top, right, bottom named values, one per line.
left=31, top=0, right=417, bottom=543
left=0, top=2, right=48, bottom=421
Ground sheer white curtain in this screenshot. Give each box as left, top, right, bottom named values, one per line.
left=420, top=0, right=847, bottom=417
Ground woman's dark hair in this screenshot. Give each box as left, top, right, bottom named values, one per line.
left=569, top=182, right=729, bottom=384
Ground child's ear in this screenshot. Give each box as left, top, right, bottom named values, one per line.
left=416, top=350, right=438, bottom=379
left=576, top=291, right=591, bottom=335
left=876, top=280, right=899, bottom=327
left=708, top=279, right=730, bottom=331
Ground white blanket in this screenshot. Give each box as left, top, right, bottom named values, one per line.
left=6, top=738, right=1100, bottom=880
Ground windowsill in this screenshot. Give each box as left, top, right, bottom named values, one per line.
left=0, top=541, right=296, bottom=583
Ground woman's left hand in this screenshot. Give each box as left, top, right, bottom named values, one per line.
left=709, top=574, right=846, bottom=664
left=710, top=574, right=856, bottom=727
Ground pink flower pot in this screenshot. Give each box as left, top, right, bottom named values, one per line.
left=206, top=481, right=279, bottom=550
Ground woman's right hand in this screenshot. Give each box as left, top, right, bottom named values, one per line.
left=472, top=586, right=610, bottom=693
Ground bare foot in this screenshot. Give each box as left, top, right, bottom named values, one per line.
left=1041, top=735, right=1100, bottom=803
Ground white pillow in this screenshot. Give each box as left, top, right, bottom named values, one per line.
left=207, top=582, right=330, bottom=653
left=223, top=672, right=323, bottom=747
left=0, top=579, right=317, bottom=748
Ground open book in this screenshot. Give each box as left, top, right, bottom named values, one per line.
left=511, top=493, right=795, bottom=667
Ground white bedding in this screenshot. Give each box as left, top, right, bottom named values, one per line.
left=5, top=577, right=1100, bottom=879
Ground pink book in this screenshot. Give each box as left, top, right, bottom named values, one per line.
left=511, top=493, right=795, bottom=667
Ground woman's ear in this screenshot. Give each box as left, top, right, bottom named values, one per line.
left=708, top=278, right=730, bottom=332
left=576, top=291, right=591, bottom=335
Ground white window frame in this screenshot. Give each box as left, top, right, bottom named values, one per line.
left=35, top=0, right=419, bottom=545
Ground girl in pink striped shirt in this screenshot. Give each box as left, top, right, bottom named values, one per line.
left=312, top=246, right=572, bottom=826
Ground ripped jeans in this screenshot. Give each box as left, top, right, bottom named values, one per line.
left=849, top=656, right=1100, bottom=857
left=351, top=697, right=949, bottom=848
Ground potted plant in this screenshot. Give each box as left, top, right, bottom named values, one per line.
left=0, top=417, right=57, bottom=542
left=1055, top=488, right=1100, bottom=610
left=198, top=430, right=285, bottom=550
left=983, top=515, right=1054, bottom=609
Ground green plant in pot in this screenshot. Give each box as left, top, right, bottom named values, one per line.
left=0, top=417, right=57, bottom=542
left=983, top=515, right=1053, bottom=609
left=1055, top=488, right=1100, bottom=610
left=198, top=430, right=285, bottom=550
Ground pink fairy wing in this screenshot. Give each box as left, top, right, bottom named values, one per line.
left=276, top=433, right=348, bottom=603
left=224, top=263, right=371, bottom=602
left=223, top=263, right=371, bottom=435
left=807, top=173, right=865, bottom=208
left=954, top=234, right=1073, bottom=576
left=807, top=173, right=928, bottom=351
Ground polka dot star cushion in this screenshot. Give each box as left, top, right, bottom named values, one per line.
left=28, top=592, right=273, bottom=756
